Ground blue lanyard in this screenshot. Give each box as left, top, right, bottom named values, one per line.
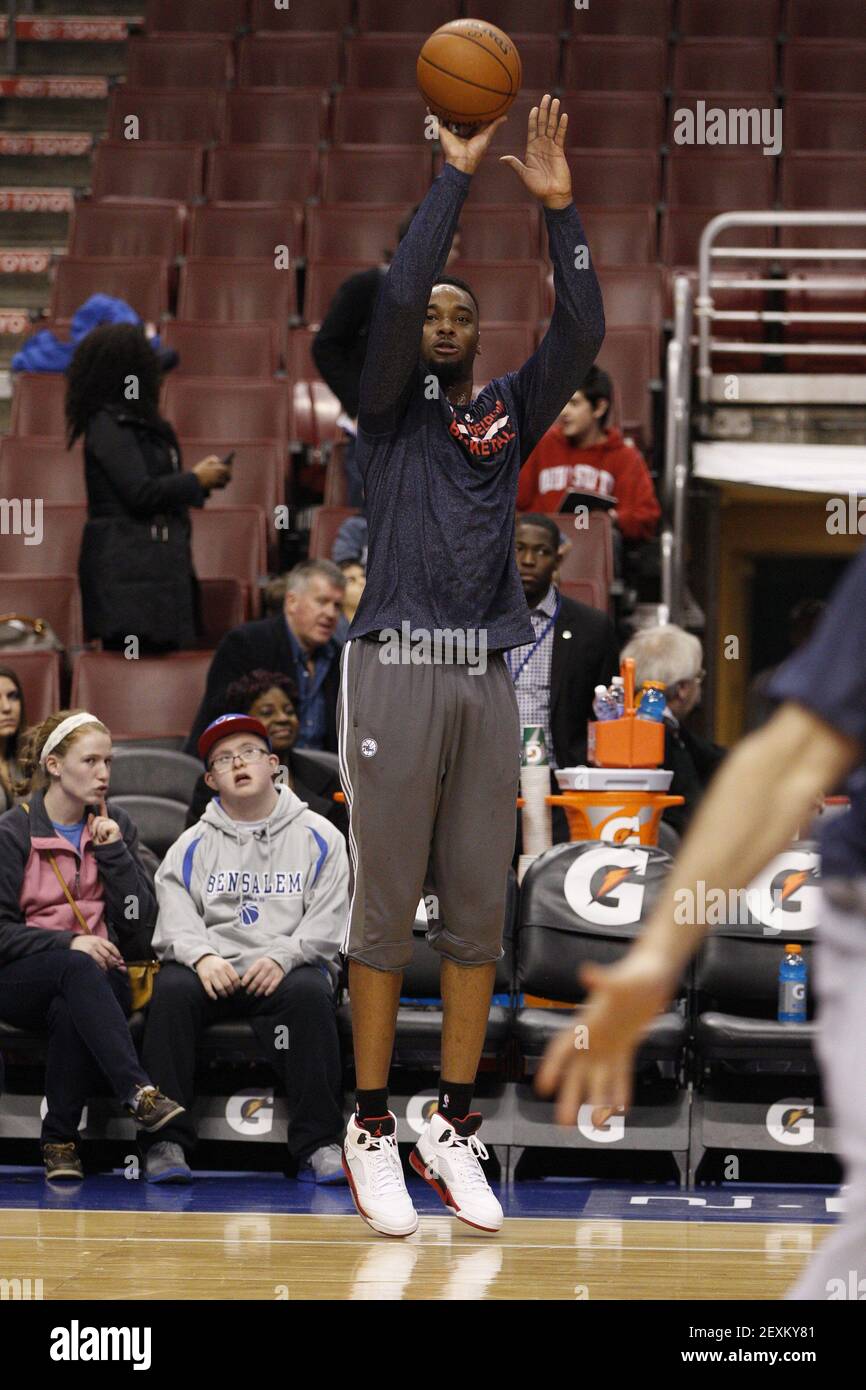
left=507, top=593, right=561, bottom=685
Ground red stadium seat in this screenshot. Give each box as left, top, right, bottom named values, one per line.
left=190, top=508, right=268, bottom=610
left=784, top=41, right=866, bottom=94
left=198, top=579, right=246, bottom=648
left=249, top=0, right=352, bottom=31
left=445, top=155, right=533, bottom=205
left=188, top=205, right=303, bottom=261
left=344, top=35, right=444, bottom=88
left=779, top=220, right=866, bottom=263
left=785, top=96, right=866, bottom=151
left=455, top=206, right=541, bottom=261
left=595, top=325, right=660, bottom=448
left=677, top=0, right=780, bottom=37
left=71, top=651, right=215, bottom=742
left=5, top=649, right=61, bottom=725
left=177, top=439, right=286, bottom=518
left=570, top=0, right=672, bottom=36
left=320, top=147, right=434, bottom=205
left=579, top=207, right=656, bottom=266
left=595, top=267, right=665, bottom=333
left=286, top=330, right=319, bottom=386
left=10, top=374, right=67, bottom=438
left=787, top=0, right=866, bottom=39
left=305, top=206, right=411, bottom=263
left=177, top=259, right=298, bottom=351
left=330, top=91, right=432, bottom=147
left=225, top=90, right=329, bottom=146
left=107, top=89, right=225, bottom=144
left=783, top=270, right=866, bottom=343
left=562, top=38, right=667, bottom=91
left=0, top=575, right=83, bottom=650
left=505, top=37, right=561, bottom=90
left=125, top=37, right=233, bottom=88
left=665, top=155, right=775, bottom=209
left=3, top=505, right=85, bottom=574
left=162, top=322, right=280, bottom=378
left=50, top=257, right=169, bottom=323
left=68, top=201, right=185, bottom=261
left=673, top=41, right=777, bottom=93
left=304, top=260, right=381, bottom=327
left=553, top=92, right=664, bottom=150
left=660, top=208, right=774, bottom=267
left=0, top=437, right=85, bottom=503
left=91, top=142, right=205, bottom=204
left=474, top=1, right=565, bottom=35
left=471, top=324, right=537, bottom=382
left=291, top=381, right=342, bottom=449
left=782, top=154, right=866, bottom=208
left=356, top=0, right=460, bottom=31
left=558, top=578, right=608, bottom=612
left=439, top=261, right=548, bottom=325
left=551, top=511, right=614, bottom=598
left=163, top=379, right=290, bottom=445
left=565, top=151, right=660, bottom=207
left=667, top=94, right=780, bottom=150
left=309, top=506, right=360, bottom=561
left=206, top=147, right=318, bottom=204
left=237, top=36, right=341, bottom=87
left=144, top=0, right=247, bottom=34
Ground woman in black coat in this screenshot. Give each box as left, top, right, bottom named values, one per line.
left=66, top=323, right=231, bottom=652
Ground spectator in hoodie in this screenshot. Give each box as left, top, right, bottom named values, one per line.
left=517, top=365, right=661, bottom=546
left=185, top=669, right=347, bottom=839
left=142, top=713, right=349, bottom=1185
left=0, top=709, right=184, bottom=1183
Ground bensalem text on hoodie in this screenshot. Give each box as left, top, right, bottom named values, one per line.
left=153, top=785, right=349, bottom=983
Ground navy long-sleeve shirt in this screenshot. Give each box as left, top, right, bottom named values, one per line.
left=347, top=161, right=605, bottom=653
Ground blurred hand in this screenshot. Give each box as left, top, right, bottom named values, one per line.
left=195, top=954, right=241, bottom=1000
left=500, top=94, right=572, bottom=210
left=241, top=957, right=285, bottom=998
left=88, top=799, right=121, bottom=845
left=437, top=112, right=509, bottom=175
left=193, top=456, right=231, bottom=492
left=70, top=934, right=125, bottom=972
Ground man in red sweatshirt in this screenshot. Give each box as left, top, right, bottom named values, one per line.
left=517, top=365, right=660, bottom=542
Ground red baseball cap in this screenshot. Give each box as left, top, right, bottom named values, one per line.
left=198, top=714, right=272, bottom=765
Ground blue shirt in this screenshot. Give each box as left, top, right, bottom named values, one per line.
left=284, top=619, right=339, bottom=750
left=348, top=162, right=605, bottom=653
left=768, top=544, right=866, bottom=878
left=51, top=818, right=86, bottom=853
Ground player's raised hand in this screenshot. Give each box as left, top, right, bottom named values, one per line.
left=535, top=947, right=677, bottom=1125
left=500, top=94, right=572, bottom=210
left=437, top=111, right=509, bottom=176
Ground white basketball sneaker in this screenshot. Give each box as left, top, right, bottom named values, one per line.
left=342, top=1112, right=419, bottom=1238
left=410, top=1111, right=503, bottom=1233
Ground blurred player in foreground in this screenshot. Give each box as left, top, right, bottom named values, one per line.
left=539, top=546, right=866, bottom=1298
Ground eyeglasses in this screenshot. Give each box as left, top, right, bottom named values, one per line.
left=209, top=744, right=270, bottom=773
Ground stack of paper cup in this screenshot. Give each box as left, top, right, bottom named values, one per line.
left=519, top=725, right=552, bottom=882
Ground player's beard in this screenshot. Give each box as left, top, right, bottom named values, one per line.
left=426, top=355, right=469, bottom=393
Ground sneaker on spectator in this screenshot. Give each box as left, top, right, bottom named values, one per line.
left=409, top=1112, right=503, bottom=1233
left=297, top=1143, right=348, bottom=1185
left=145, top=1141, right=192, bottom=1184
left=43, top=1142, right=83, bottom=1181
left=343, top=1112, right=418, bottom=1237
left=128, top=1085, right=184, bottom=1133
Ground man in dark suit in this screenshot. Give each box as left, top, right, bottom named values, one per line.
left=186, top=560, right=345, bottom=756
left=512, top=515, right=620, bottom=846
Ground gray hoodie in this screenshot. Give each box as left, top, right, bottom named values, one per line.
left=153, top=785, right=349, bottom=983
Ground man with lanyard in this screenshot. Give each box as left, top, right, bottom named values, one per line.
left=539, top=541, right=866, bottom=1298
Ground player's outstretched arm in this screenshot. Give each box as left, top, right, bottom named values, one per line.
left=536, top=701, right=861, bottom=1126
left=357, top=115, right=506, bottom=435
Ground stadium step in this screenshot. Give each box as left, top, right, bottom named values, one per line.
left=0, top=15, right=138, bottom=41
left=29, top=0, right=141, bottom=14
left=0, top=131, right=94, bottom=156
left=0, top=152, right=93, bottom=187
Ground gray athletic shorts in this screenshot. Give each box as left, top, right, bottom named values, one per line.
left=337, top=633, right=521, bottom=972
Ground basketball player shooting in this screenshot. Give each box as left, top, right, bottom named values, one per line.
left=538, top=546, right=866, bottom=1298
left=339, top=95, right=605, bottom=1236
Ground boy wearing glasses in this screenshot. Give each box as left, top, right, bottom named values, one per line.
left=141, top=714, right=349, bottom=1184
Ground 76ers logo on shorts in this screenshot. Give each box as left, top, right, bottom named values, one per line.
left=361, top=737, right=378, bottom=758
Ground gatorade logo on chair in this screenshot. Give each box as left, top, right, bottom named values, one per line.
left=226, top=1088, right=275, bottom=1136
left=564, top=845, right=653, bottom=927
left=766, top=1098, right=815, bottom=1147
left=745, top=850, right=821, bottom=935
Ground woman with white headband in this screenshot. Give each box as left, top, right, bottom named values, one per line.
left=0, top=708, right=185, bottom=1181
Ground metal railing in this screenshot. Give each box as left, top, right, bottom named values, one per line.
left=660, top=274, right=693, bottom=625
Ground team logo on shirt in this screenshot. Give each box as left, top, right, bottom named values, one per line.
left=361, top=738, right=378, bottom=758
left=448, top=397, right=516, bottom=459
left=240, top=902, right=260, bottom=926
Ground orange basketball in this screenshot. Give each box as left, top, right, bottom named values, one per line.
left=417, top=18, right=522, bottom=129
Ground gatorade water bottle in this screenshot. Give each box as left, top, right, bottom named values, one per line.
left=637, top=680, right=666, bottom=722
left=778, top=943, right=808, bottom=1023
left=610, top=676, right=625, bottom=717
left=592, top=684, right=618, bottom=721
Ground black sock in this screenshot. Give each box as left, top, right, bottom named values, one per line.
left=355, top=1088, right=389, bottom=1124
left=439, top=1080, right=473, bottom=1121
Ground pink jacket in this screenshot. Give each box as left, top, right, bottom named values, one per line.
left=21, top=817, right=108, bottom=938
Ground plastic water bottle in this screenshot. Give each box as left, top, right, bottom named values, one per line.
left=637, top=680, right=666, bottom=722
left=610, top=676, right=625, bottom=717
left=592, top=684, right=618, bottom=721
left=778, top=943, right=808, bottom=1023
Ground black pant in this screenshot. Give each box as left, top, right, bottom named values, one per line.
left=141, top=962, right=345, bottom=1162
left=0, top=950, right=149, bottom=1145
